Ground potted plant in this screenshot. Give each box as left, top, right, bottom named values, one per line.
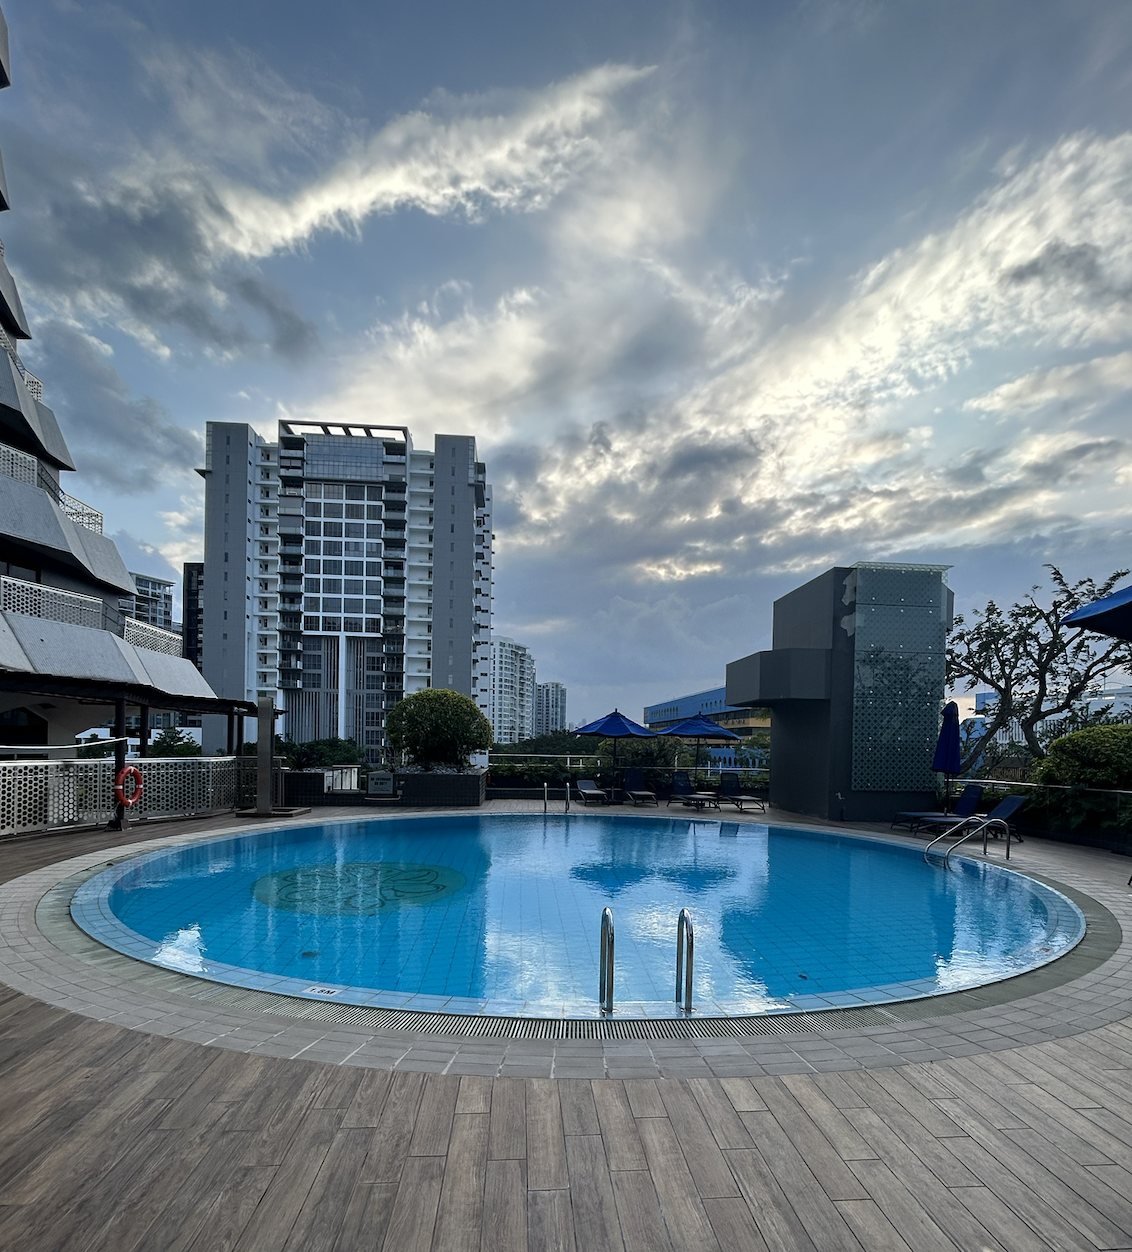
left=386, top=689, right=493, bottom=806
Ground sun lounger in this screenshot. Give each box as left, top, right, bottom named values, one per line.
left=718, top=772, right=766, bottom=813
left=576, top=779, right=610, bottom=805
left=622, top=768, right=658, bottom=806
left=666, top=770, right=720, bottom=810
left=892, top=783, right=983, bottom=834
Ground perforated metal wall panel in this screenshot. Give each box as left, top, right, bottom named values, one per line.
left=850, top=564, right=948, bottom=792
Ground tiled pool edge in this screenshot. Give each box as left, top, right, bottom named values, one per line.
left=0, top=808, right=1129, bottom=1077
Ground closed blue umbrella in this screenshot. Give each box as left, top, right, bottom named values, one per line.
left=932, top=701, right=962, bottom=813
left=1061, top=584, right=1132, bottom=642
left=932, top=702, right=962, bottom=774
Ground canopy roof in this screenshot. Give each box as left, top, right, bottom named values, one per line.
left=661, top=713, right=741, bottom=741
left=574, top=709, right=657, bottom=738
left=1062, top=584, right=1132, bottom=643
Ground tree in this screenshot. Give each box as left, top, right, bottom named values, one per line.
left=387, top=689, right=493, bottom=769
left=279, top=737, right=366, bottom=769
left=947, top=566, right=1132, bottom=771
left=76, top=734, right=114, bottom=759
left=149, top=727, right=201, bottom=757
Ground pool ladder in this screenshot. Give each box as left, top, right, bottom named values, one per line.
left=923, top=817, right=1017, bottom=867
left=597, top=907, right=695, bottom=1015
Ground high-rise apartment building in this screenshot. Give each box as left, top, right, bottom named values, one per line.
left=199, top=420, right=493, bottom=759
left=488, top=637, right=536, bottom=744
left=534, top=681, right=567, bottom=736
left=182, top=562, right=204, bottom=670
left=127, top=572, right=175, bottom=631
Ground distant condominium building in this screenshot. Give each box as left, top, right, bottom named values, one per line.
left=199, top=421, right=493, bottom=759
left=182, top=562, right=204, bottom=671
left=127, top=572, right=175, bottom=631
left=534, top=681, right=567, bottom=736
left=488, top=637, right=536, bottom=743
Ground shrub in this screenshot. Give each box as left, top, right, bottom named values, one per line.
left=387, top=689, right=492, bottom=769
left=1032, top=725, right=1132, bottom=791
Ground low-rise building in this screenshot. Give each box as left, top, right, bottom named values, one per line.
left=643, top=686, right=769, bottom=767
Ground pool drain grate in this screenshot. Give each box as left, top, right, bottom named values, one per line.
left=183, top=979, right=907, bottom=1038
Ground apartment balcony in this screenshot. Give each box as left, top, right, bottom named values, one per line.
left=0, top=440, right=103, bottom=533
left=1, top=574, right=183, bottom=655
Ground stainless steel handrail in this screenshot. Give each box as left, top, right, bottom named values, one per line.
left=924, top=817, right=1014, bottom=867
left=599, top=907, right=614, bottom=1014
left=676, top=908, right=694, bottom=1013
left=544, top=781, right=548, bottom=813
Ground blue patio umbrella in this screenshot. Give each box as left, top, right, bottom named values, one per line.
left=1061, top=584, right=1132, bottom=643
left=661, top=713, right=742, bottom=774
left=932, top=702, right=962, bottom=775
left=932, top=701, right=962, bottom=811
left=574, top=710, right=657, bottom=791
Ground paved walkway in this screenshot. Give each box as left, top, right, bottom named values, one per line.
left=1, top=805, right=1131, bottom=1250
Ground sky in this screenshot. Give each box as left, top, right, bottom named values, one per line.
left=4, top=0, right=1132, bottom=723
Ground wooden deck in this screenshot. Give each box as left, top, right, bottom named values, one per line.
left=1, top=814, right=1131, bottom=1250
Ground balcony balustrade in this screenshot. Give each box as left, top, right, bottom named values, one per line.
left=1, top=573, right=184, bottom=655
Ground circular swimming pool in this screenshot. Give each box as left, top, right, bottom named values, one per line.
left=71, top=814, right=1085, bottom=1018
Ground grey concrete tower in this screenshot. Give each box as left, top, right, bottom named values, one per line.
left=726, top=562, right=952, bottom=822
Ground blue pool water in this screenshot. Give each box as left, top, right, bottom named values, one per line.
left=71, top=814, right=1085, bottom=1017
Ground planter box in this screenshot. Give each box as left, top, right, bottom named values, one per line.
left=395, top=768, right=486, bottom=807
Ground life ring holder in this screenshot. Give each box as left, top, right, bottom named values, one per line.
left=114, top=765, right=144, bottom=808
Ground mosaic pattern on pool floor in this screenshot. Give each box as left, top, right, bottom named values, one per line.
left=70, top=814, right=1086, bottom=1017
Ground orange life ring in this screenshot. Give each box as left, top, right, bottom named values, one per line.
left=114, top=765, right=144, bottom=808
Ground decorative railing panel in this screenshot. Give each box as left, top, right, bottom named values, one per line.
left=123, top=617, right=183, bottom=656
left=0, top=575, right=103, bottom=630
left=0, top=757, right=258, bottom=837
left=0, top=440, right=36, bottom=487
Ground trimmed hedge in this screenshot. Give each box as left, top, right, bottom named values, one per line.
left=1032, top=725, right=1132, bottom=791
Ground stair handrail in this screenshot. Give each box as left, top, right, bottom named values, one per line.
left=675, top=908, right=694, bottom=1013
left=599, top=907, right=614, bottom=1014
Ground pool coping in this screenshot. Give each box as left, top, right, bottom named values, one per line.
left=65, top=811, right=1089, bottom=1020
left=0, top=805, right=1129, bottom=1076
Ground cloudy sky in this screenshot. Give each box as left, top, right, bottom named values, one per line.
left=5, top=0, right=1132, bottom=721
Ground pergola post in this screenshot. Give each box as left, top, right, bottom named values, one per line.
left=138, top=705, right=149, bottom=758
left=106, top=697, right=128, bottom=831
left=236, top=713, right=245, bottom=757
left=226, top=711, right=235, bottom=756
left=256, top=696, right=274, bottom=816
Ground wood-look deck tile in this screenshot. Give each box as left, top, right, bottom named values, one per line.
left=592, top=1081, right=647, bottom=1173
left=527, top=1187, right=575, bottom=1252
left=432, top=1113, right=489, bottom=1252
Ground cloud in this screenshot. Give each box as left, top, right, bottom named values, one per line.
left=29, top=321, right=202, bottom=494
left=10, top=55, right=649, bottom=360
left=303, top=127, right=1132, bottom=630
left=965, top=350, right=1132, bottom=417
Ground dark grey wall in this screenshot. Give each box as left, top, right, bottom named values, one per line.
left=431, top=434, right=477, bottom=697
left=727, top=563, right=949, bottom=822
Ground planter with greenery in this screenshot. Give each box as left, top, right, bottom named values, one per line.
left=387, top=689, right=493, bottom=805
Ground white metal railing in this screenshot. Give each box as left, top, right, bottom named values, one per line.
left=0, top=756, right=258, bottom=837
left=1, top=574, right=103, bottom=630
left=0, top=324, right=42, bottom=398
left=59, top=492, right=103, bottom=534
left=123, top=617, right=184, bottom=656
left=0, top=440, right=36, bottom=487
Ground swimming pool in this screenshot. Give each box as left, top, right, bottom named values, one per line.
left=71, top=814, right=1085, bottom=1018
